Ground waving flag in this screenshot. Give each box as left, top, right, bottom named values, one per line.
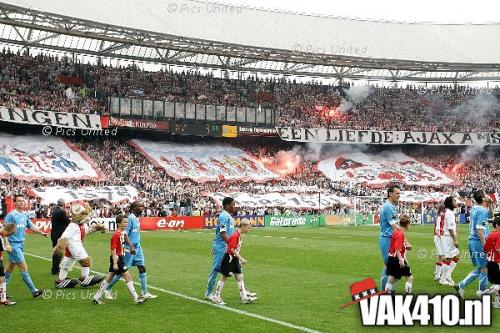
left=207, top=192, right=352, bottom=209
left=31, top=186, right=137, bottom=205
left=318, top=151, right=456, bottom=187
left=129, top=140, right=279, bottom=183
left=0, top=134, right=104, bottom=181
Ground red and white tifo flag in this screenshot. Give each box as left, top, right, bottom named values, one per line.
left=341, top=278, right=387, bottom=308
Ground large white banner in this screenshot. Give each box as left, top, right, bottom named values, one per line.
left=0, top=134, right=103, bottom=180
left=400, top=191, right=454, bottom=203
left=0, top=106, right=104, bottom=129
left=317, top=151, right=456, bottom=186
left=207, top=192, right=352, bottom=209
left=129, top=140, right=279, bottom=182
left=30, top=186, right=138, bottom=205
left=277, top=127, right=500, bottom=145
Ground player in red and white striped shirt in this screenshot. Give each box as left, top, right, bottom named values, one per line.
left=438, top=197, right=460, bottom=286
left=433, top=204, right=446, bottom=282
left=92, top=215, right=144, bottom=305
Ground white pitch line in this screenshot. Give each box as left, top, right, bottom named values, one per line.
left=25, top=252, right=323, bottom=333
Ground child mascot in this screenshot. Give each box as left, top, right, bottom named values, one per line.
left=53, top=202, right=105, bottom=288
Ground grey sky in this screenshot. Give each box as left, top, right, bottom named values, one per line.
left=208, top=0, right=500, bottom=23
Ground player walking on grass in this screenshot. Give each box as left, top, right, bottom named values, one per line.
left=433, top=204, right=445, bottom=282
left=0, top=223, right=16, bottom=305
left=205, top=197, right=255, bottom=302
left=385, top=215, right=413, bottom=294
left=205, top=197, right=236, bottom=300
left=213, top=219, right=257, bottom=305
left=477, top=216, right=500, bottom=308
left=104, top=201, right=157, bottom=300
left=93, top=215, right=145, bottom=305
left=437, top=196, right=460, bottom=286
left=456, top=190, right=492, bottom=298
left=379, top=185, right=401, bottom=290
left=1, top=194, right=47, bottom=298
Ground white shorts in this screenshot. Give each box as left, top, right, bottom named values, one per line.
left=441, top=235, right=459, bottom=258
left=66, top=242, right=89, bottom=261
left=434, top=235, right=445, bottom=256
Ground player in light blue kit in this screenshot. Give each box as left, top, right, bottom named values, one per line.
left=1, top=194, right=48, bottom=298
left=205, top=197, right=236, bottom=301
left=104, top=201, right=157, bottom=300
left=379, top=185, right=401, bottom=290
left=205, top=197, right=256, bottom=302
left=456, top=190, right=492, bottom=298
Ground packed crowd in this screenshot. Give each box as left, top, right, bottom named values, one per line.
left=0, top=137, right=498, bottom=218
left=275, top=86, right=499, bottom=132
left=0, top=50, right=105, bottom=114
left=1, top=49, right=498, bottom=132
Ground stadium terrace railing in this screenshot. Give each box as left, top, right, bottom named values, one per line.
left=108, top=97, right=275, bottom=126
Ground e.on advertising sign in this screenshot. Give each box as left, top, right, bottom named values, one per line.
left=140, top=216, right=204, bottom=230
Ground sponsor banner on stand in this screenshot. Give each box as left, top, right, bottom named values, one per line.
left=237, top=127, right=278, bottom=136
left=140, top=216, right=204, bottom=230
left=208, top=192, right=351, bottom=209
left=0, top=134, right=104, bottom=181
left=410, top=212, right=422, bottom=224
left=31, top=186, right=138, bottom=205
left=354, top=213, right=373, bottom=225
left=222, top=125, right=237, bottom=138
left=109, top=117, right=170, bottom=130
left=0, top=106, right=105, bottom=129
left=30, top=218, right=51, bottom=233
left=264, top=215, right=324, bottom=227
left=204, top=215, right=265, bottom=229
left=422, top=211, right=465, bottom=225
left=277, top=127, right=500, bottom=145
left=22, top=218, right=115, bottom=234
left=318, top=152, right=456, bottom=187
left=20, top=216, right=203, bottom=233
left=422, top=211, right=437, bottom=225
left=89, top=218, right=116, bottom=232
left=325, top=214, right=355, bottom=226
left=130, top=140, right=279, bottom=182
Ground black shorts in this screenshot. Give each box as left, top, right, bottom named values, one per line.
left=386, top=256, right=412, bottom=280
left=0, top=257, right=4, bottom=277
left=487, top=261, right=500, bottom=284
left=219, top=253, right=242, bottom=277
left=109, top=255, right=128, bottom=274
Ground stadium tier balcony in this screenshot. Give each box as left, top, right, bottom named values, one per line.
left=1, top=49, right=498, bottom=132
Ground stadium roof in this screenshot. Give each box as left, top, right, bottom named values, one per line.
left=1, top=0, right=500, bottom=82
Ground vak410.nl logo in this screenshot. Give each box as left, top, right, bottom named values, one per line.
left=342, top=278, right=492, bottom=326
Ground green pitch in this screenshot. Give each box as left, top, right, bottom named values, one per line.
left=2, top=225, right=499, bottom=333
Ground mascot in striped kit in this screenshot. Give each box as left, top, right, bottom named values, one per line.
left=53, top=202, right=105, bottom=288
